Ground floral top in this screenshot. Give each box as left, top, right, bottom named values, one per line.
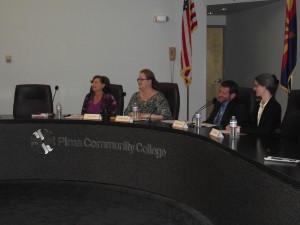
left=124, top=92, right=172, bottom=119
left=81, top=92, right=117, bottom=115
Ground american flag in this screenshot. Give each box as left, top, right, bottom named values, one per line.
left=180, top=0, right=198, bottom=87
left=281, top=0, right=297, bottom=94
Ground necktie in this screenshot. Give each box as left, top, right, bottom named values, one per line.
left=214, top=104, right=225, bottom=125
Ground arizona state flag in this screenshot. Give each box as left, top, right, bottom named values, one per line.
left=281, top=0, right=297, bottom=94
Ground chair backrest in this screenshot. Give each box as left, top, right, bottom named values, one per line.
left=238, top=87, right=257, bottom=115
left=286, top=90, right=300, bottom=111
left=281, top=90, right=300, bottom=145
left=158, top=82, right=180, bottom=119
left=281, top=109, right=300, bottom=145
left=13, top=84, right=53, bottom=118
left=109, top=84, right=124, bottom=115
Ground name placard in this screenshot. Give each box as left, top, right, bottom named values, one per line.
left=115, top=116, right=132, bottom=123
left=83, top=114, right=101, bottom=121
left=209, top=128, right=224, bottom=139
left=172, top=120, right=188, bottom=129
left=32, top=113, right=49, bottom=119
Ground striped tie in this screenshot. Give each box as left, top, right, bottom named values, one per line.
left=214, top=104, right=225, bottom=125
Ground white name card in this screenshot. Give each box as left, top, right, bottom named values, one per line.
left=172, top=120, right=188, bottom=129
left=83, top=114, right=101, bottom=121
left=115, top=116, right=131, bottom=123
left=32, top=113, right=49, bottom=119
left=209, top=128, right=224, bottom=139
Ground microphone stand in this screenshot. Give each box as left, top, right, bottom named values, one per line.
left=191, top=98, right=217, bottom=123
left=101, top=92, right=127, bottom=121
left=51, top=85, right=59, bottom=119
left=148, top=99, right=165, bottom=123
left=52, top=86, right=59, bottom=102
left=100, top=95, right=111, bottom=122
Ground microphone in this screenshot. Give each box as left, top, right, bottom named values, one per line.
left=194, top=98, right=217, bottom=114
left=114, top=92, right=126, bottom=101
left=148, top=99, right=165, bottom=122
left=101, top=92, right=127, bottom=120
left=111, top=91, right=126, bottom=115
left=192, top=97, right=217, bottom=122
left=52, top=85, right=59, bottom=102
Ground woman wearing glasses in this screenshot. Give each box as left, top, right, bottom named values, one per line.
left=81, top=75, right=117, bottom=115
left=240, top=73, right=281, bottom=135
left=124, top=69, right=172, bottom=120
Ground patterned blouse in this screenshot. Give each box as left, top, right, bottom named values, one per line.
left=124, top=92, right=172, bottom=119
left=81, top=92, right=117, bottom=115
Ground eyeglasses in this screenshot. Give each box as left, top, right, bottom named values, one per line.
left=137, top=78, right=149, bottom=82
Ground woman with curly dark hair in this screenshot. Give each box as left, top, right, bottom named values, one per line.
left=81, top=75, right=117, bottom=115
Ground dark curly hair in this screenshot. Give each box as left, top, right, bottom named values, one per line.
left=221, top=80, right=239, bottom=95
left=90, top=75, right=111, bottom=94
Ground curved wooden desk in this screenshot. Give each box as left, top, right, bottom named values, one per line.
left=0, top=116, right=299, bottom=225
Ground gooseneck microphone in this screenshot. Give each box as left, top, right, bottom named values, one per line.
left=101, top=92, right=127, bottom=120
left=192, top=97, right=217, bottom=121
left=112, top=91, right=126, bottom=115
left=115, top=92, right=126, bottom=101
left=148, top=99, right=165, bottom=122
left=111, top=91, right=126, bottom=111
left=52, top=85, right=59, bottom=102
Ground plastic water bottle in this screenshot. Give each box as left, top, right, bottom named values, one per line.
left=56, top=102, right=62, bottom=119
left=132, top=103, right=138, bottom=119
left=229, top=136, right=237, bottom=150
left=229, top=116, right=237, bottom=138
left=195, top=113, right=202, bottom=128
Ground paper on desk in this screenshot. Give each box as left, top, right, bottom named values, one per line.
left=221, top=130, right=229, bottom=134
left=162, top=121, right=217, bottom=127
left=201, top=122, right=217, bottom=127
left=161, top=120, right=175, bottom=124
left=64, top=114, right=83, bottom=119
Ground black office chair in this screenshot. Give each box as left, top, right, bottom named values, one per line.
left=285, top=90, right=300, bottom=111
left=238, top=87, right=257, bottom=115
left=158, top=82, right=180, bottom=119
left=13, top=84, right=53, bottom=118
left=281, top=90, right=300, bottom=145
left=109, top=84, right=124, bottom=115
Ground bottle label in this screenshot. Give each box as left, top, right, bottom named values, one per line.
left=230, top=122, right=237, bottom=127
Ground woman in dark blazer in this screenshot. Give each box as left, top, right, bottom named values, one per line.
left=241, top=73, right=281, bottom=135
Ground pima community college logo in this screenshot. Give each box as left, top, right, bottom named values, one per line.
left=31, top=129, right=55, bottom=154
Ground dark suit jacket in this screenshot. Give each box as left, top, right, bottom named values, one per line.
left=241, top=96, right=281, bottom=135
left=206, top=97, right=248, bottom=128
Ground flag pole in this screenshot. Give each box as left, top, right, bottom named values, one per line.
left=180, top=0, right=198, bottom=121
left=187, top=86, right=189, bottom=121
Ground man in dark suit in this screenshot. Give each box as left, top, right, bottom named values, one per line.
left=206, top=80, right=248, bottom=128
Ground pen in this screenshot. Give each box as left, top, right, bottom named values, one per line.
left=264, top=156, right=300, bottom=163
left=270, top=157, right=297, bottom=162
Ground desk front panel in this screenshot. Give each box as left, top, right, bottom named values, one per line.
left=0, top=120, right=299, bottom=225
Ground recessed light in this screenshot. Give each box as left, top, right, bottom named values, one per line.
left=208, top=12, right=213, bottom=15
left=221, top=8, right=227, bottom=11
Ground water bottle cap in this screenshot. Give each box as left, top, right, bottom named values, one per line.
left=195, top=113, right=201, bottom=119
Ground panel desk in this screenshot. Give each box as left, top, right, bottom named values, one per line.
left=0, top=115, right=299, bottom=225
